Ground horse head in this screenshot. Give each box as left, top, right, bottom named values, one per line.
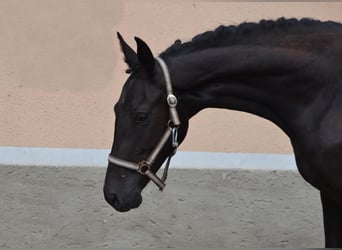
left=103, top=33, right=189, bottom=212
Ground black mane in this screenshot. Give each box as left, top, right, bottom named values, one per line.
left=161, top=17, right=342, bottom=56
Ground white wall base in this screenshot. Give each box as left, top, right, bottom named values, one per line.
left=0, top=147, right=297, bottom=170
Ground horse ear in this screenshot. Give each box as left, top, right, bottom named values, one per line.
left=135, top=37, right=155, bottom=74
left=117, top=32, right=138, bottom=72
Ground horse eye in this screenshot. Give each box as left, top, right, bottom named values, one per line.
left=134, top=112, right=149, bottom=124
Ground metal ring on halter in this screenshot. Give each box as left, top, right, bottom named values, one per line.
left=167, top=94, right=178, bottom=107
left=137, top=161, right=151, bottom=174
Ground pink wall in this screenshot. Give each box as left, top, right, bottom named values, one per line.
left=1, top=1, right=341, bottom=153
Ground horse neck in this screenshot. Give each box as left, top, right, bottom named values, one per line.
left=164, top=45, right=324, bottom=137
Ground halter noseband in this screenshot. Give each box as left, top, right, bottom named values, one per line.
left=107, top=57, right=180, bottom=191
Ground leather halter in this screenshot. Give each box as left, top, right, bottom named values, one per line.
left=107, top=57, right=180, bottom=191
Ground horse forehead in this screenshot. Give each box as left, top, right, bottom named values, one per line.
left=119, top=78, right=158, bottom=107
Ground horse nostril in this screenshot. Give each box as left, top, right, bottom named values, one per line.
left=104, top=189, right=119, bottom=206
left=109, top=193, right=120, bottom=206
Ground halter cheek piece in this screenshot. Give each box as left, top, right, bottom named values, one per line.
left=107, top=57, right=180, bottom=191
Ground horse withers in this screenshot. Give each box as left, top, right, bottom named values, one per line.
left=104, top=18, right=342, bottom=247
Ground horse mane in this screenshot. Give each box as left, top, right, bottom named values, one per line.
left=160, top=17, right=342, bottom=56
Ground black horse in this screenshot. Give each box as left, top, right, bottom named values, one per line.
left=104, top=18, right=342, bottom=247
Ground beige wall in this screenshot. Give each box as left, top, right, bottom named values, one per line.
left=1, top=1, right=342, bottom=153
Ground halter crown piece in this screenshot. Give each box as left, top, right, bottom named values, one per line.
left=107, top=57, right=180, bottom=191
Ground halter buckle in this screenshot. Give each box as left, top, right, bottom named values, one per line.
left=171, top=127, right=179, bottom=148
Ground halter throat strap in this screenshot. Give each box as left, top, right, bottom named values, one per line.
left=107, top=57, right=180, bottom=191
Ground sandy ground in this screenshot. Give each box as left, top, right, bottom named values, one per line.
left=0, top=166, right=323, bottom=248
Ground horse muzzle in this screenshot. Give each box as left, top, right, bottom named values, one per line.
left=103, top=185, right=143, bottom=212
